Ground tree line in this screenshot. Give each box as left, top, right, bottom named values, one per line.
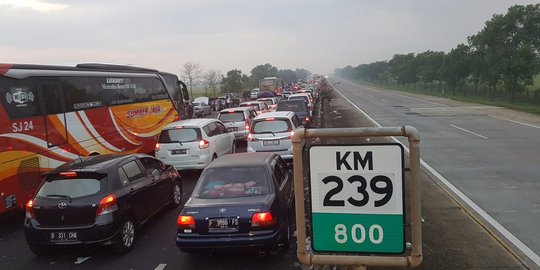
left=334, top=4, right=540, bottom=103
left=181, top=61, right=311, bottom=98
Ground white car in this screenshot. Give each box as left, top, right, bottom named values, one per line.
left=250, top=88, right=260, bottom=100
left=239, top=101, right=270, bottom=115
left=193, top=97, right=211, bottom=117
left=256, top=97, right=278, bottom=111
left=155, top=118, right=236, bottom=170
left=217, top=107, right=257, bottom=141
left=247, top=111, right=304, bottom=161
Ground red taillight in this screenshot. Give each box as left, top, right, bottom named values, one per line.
left=177, top=215, right=196, bottom=229
left=288, top=130, right=295, bottom=139
left=59, top=171, right=77, bottom=177
left=174, top=115, right=180, bottom=121
left=247, top=133, right=255, bottom=141
left=155, top=143, right=160, bottom=151
left=96, top=194, right=117, bottom=216
left=305, top=117, right=310, bottom=122
left=245, top=121, right=250, bottom=130
left=25, top=199, right=35, bottom=219
left=251, top=212, right=277, bottom=228
left=198, top=139, right=209, bottom=149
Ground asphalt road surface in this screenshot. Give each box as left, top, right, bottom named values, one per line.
left=329, top=78, right=540, bottom=267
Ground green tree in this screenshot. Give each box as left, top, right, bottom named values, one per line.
left=469, top=4, right=540, bottom=102
left=416, top=51, right=445, bottom=88
left=441, top=44, right=471, bottom=95
left=389, top=53, right=418, bottom=87
left=221, top=69, right=244, bottom=93
left=294, top=68, right=312, bottom=80
left=249, top=64, right=278, bottom=88
left=278, top=69, right=298, bottom=83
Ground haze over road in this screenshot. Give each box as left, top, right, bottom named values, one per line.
left=330, top=78, right=540, bottom=266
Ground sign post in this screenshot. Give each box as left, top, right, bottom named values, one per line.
left=292, top=127, right=422, bottom=268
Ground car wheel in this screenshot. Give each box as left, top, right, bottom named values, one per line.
left=113, top=217, right=136, bottom=254
left=168, top=181, right=183, bottom=209
left=231, top=142, right=236, bottom=153
left=211, top=154, right=217, bottom=162
left=28, top=243, right=51, bottom=256
left=279, top=218, right=291, bottom=248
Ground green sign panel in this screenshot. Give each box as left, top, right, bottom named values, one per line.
left=312, top=213, right=404, bottom=253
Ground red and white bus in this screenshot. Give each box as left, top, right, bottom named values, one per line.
left=0, top=63, right=181, bottom=215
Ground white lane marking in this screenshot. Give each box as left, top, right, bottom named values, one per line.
left=381, top=99, right=388, bottom=103
left=154, top=264, right=167, bottom=270
left=450, top=124, right=488, bottom=139
left=331, top=82, right=540, bottom=267
left=367, top=95, right=373, bottom=98
left=74, top=256, right=91, bottom=264
left=490, top=115, right=540, bottom=129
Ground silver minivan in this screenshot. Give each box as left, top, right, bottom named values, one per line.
left=246, top=111, right=304, bottom=160
left=217, top=107, right=257, bottom=141
left=155, top=118, right=235, bottom=170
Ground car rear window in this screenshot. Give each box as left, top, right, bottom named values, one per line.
left=37, top=173, right=106, bottom=199
left=289, top=96, right=309, bottom=103
left=219, top=112, right=245, bottom=122
left=259, top=99, right=274, bottom=106
left=193, top=102, right=200, bottom=106
left=196, top=167, right=269, bottom=198
left=252, top=119, right=291, bottom=133
left=277, top=101, right=306, bottom=112
left=240, top=103, right=260, bottom=110
left=159, top=128, right=200, bottom=143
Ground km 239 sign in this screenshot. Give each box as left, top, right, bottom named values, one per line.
left=309, top=144, right=405, bottom=254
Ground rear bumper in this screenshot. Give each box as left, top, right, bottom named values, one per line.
left=24, top=216, right=120, bottom=248
left=158, top=153, right=212, bottom=170
left=176, top=226, right=286, bottom=251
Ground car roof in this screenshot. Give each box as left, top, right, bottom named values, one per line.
left=254, top=111, right=295, bottom=120
left=46, top=154, right=150, bottom=175
left=207, top=152, right=276, bottom=168
left=219, top=107, right=252, bottom=113
left=240, top=101, right=264, bottom=104
left=164, top=118, right=217, bottom=129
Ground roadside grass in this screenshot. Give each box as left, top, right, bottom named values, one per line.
left=350, top=79, right=540, bottom=115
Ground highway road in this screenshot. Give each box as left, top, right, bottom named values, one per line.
left=330, top=78, right=540, bottom=266
left=0, top=142, right=300, bottom=270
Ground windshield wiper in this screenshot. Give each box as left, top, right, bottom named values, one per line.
left=46, top=194, right=72, bottom=202
left=258, top=131, right=276, bottom=136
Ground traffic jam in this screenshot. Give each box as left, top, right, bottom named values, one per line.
left=0, top=64, right=324, bottom=267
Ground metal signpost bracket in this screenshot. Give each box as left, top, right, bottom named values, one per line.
left=292, top=126, right=422, bottom=269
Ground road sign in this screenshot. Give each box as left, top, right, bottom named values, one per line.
left=309, top=144, right=405, bottom=254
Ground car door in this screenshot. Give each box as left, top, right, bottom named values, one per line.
left=272, top=157, right=293, bottom=210
left=138, top=157, right=170, bottom=209
left=119, top=160, right=153, bottom=222
left=214, top=121, right=232, bottom=155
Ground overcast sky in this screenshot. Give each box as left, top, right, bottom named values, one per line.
left=0, top=0, right=537, bottom=75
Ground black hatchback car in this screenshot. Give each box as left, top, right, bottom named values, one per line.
left=176, top=152, right=294, bottom=253
left=24, top=154, right=182, bottom=255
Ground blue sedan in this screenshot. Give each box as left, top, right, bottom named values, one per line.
left=176, top=152, right=294, bottom=253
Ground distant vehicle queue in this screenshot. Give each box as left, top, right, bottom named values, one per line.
left=0, top=62, right=325, bottom=256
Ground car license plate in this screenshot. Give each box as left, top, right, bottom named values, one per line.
left=50, top=231, right=77, bottom=242
left=209, top=217, right=239, bottom=230
left=227, top=127, right=238, bottom=132
left=171, top=149, right=187, bottom=155
left=263, top=140, right=280, bottom=146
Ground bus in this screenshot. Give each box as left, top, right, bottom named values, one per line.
left=258, top=77, right=283, bottom=94
left=0, top=63, right=182, bottom=215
